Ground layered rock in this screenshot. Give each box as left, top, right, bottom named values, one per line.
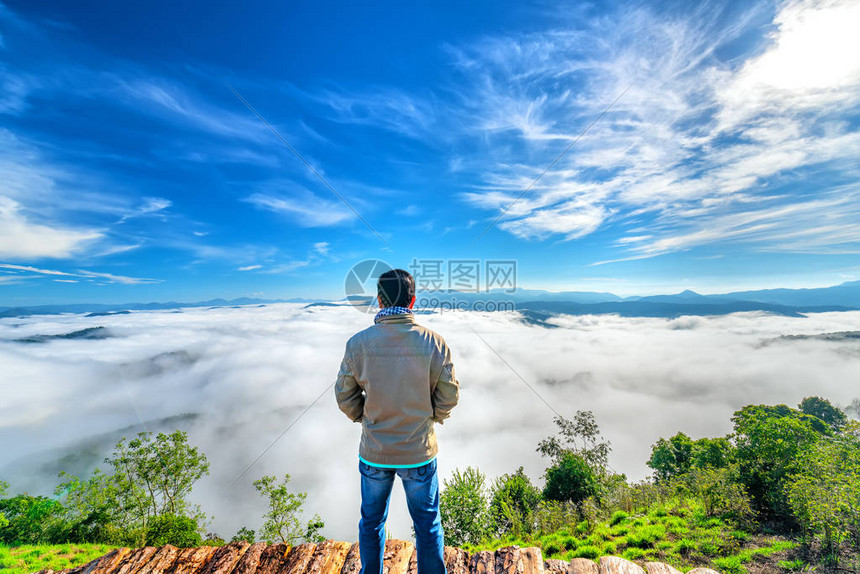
left=33, top=540, right=723, bottom=574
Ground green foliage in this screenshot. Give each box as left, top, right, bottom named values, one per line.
left=691, top=437, right=735, bottom=470
left=648, top=434, right=736, bottom=483
left=203, top=532, right=226, bottom=546
left=798, top=396, right=847, bottom=431
left=732, top=404, right=825, bottom=519
left=0, top=495, right=67, bottom=545
left=440, top=467, right=489, bottom=546
left=144, top=514, right=202, bottom=547
left=622, top=547, right=646, bottom=561
left=648, top=433, right=694, bottom=481
left=543, top=452, right=599, bottom=506
left=625, top=524, right=665, bottom=549
left=571, top=545, right=600, bottom=559
left=712, top=555, right=745, bottom=574
left=674, top=538, right=696, bottom=555
left=609, top=511, right=628, bottom=526
left=785, top=435, right=860, bottom=564
left=778, top=559, right=807, bottom=571
left=253, top=474, right=324, bottom=545
left=231, top=526, right=256, bottom=543
left=47, top=430, right=211, bottom=546
left=537, top=412, right=611, bottom=472
left=673, top=467, right=755, bottom=525
left=488, top=467, right=542, bottom=538
left=105, top=430, right=210, bottom=522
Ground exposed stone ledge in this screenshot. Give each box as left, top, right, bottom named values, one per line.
left=32, top=540, right=722, bottom=574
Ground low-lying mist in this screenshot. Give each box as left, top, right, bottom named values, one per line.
left=1, top=304, right=858, bottom=542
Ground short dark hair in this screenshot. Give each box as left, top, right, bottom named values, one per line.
left=377, top=268, right=415, bottom=308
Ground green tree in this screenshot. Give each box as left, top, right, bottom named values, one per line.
left=786, top=436, right=860, bottom=565
left=0, top=494, right=67, bottom=545
left=542, top=452, right=599, bottom=507
left=52, top=430, right=212, bottom=546
left=55, top=469, right=130, bottom=544
left=145, top=514, right=203, bottom=547
left=537, top=412, right=611, bottom=472
left=231, top=527, right=256, bottom=543
left=106, top=431, right=210, bottom=520
left=0, top=481, right=8, bottom=531
left=488, top=467, right=541, bottom=538
left=799, top=396, right=848, bottom=431
left=647, top=433, right=694, bottom=481
left=732, top=404, right=825, bottom=519
left=439, top=467, right=489, bottom=546
left=690, top=437, right=734, bottom=470
left=253, top=474, right=324, bottom=544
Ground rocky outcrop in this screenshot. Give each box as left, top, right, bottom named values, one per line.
left=33, top=541, right=723, bottom=574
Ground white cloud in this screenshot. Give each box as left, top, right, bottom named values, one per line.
left=117, top=197, right=172, bottom=223
left=0, top=305, right=857, bottom=542
left=115, top=79, right=269, bottom=142
left=318, top=87, right=436, bottom=139
left=0, top=263, right=76, bottom=276
left=455, top=1, right=860, bottom=256
left=246, top=190, right=354, bottom=227
left=0, top=196, right=103, bottom=259
left=716, top=0, right=860, bottom=131
left=238, top=265, right=262, bottom=271
left=77, top=270, right=160, bottom=285
left=0, top=262, right=158, bottom=284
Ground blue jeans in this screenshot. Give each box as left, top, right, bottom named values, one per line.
left=358, top=459, right=446, bottom=574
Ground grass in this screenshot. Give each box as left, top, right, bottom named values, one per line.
left=0, top=544, right=118, bottom=574
left=463, top=500, right=798, bottom=574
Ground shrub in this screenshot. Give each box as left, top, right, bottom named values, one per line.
left=572, top=545, right=600, bottom=560
left=674, top=538, right=696, bottom=555
left=602, top=542, right=617, bottom=555
left=254, top=474, right=325, bottom=545
left=622, top=548, right=646, bottom=561
left=488, top=467, right=541, bottom=538
left=543, top=452, right=599, bottom=506
left=697, top=538, right=721, bottom=557
left=713, top=555, right=746, bottom=574
left=439, top=467, right=490, bottom=546
left=145, top=514, right=203, bottom=547
left=610, top=511, right=629, bottom=526
left=778, top=559, right=806, bottom=571
left=625, top=525, right=665, bottom=549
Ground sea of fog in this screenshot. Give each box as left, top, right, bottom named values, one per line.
left=1, top=303, right=858, bottom=542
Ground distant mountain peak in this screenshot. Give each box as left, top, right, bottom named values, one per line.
left=677, top=289, right=701, bottom=298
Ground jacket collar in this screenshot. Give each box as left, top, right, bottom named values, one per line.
left=374, top=312, right=416, bottom=325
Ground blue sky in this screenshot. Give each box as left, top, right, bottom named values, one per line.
left=1, top=0, right=859, bottom=305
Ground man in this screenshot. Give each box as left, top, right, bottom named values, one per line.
left=335, top=268, right=459, bottom=574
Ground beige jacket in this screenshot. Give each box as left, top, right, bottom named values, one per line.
left=335, top=312, right=459, bottom=466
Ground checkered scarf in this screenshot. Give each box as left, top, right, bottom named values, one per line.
left=374, top=306, right=413, bottom=324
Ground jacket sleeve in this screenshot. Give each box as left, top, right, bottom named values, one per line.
left=335, top=341, right=364, bottom=422
left=432, top=342, right=459, bottom=424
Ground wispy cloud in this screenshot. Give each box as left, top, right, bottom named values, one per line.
left=117, top=197, right=171, bottom=224
left=245, top=189, right=354, bottom=227
left=317, top=87, right=437, bottom=139
left=455, top=1, right=860, bottom=258
left=76, top=270, right=160, bottom=285
left=0, top=262, right=158, bottom=285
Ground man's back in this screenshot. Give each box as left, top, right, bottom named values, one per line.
left=336, top=312, right=459, bottom=466
left=336, top=268, right=456, bottom=574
